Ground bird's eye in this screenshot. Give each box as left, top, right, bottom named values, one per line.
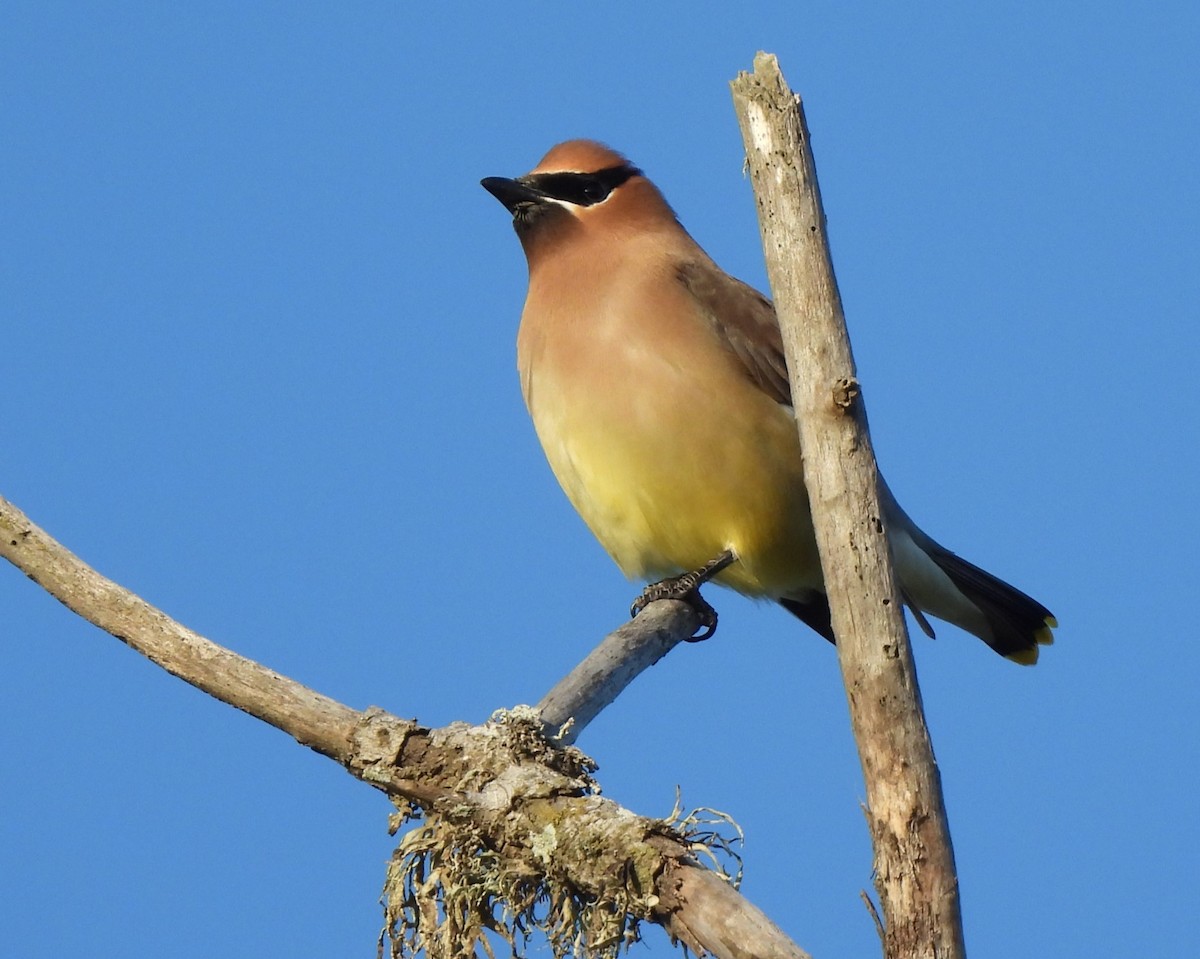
left=583, top=180, right=609, bottom=203
left=525, top=165, right=639, bottom=208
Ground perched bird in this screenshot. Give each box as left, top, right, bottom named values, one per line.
left=482, top=140, right=1056, bottom=663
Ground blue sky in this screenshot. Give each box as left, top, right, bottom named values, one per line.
left=3, top=2, right=1197, bottom=957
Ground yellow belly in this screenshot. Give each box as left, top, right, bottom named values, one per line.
left=520, top=316, right=820, bottom=599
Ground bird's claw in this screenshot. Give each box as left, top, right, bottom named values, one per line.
left=631, top=577, right=720, bottom=642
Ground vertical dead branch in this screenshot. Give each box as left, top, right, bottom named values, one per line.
left=730, top=53, right=967, bottom=959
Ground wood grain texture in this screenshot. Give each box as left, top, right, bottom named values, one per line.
left=731, top=52, right=967, bottom=959
left=537, top=599, right=701, bottom=744
left=1, top=492, right=809, bottom=959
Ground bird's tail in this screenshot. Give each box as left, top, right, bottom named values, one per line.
left=915, top=538, right=1057, bottom=664
left=778, top=504, right=1057, bottom=664
left=882, top=479, right=1057, bottom=665
left=778, top=548, right=1056, bottom=664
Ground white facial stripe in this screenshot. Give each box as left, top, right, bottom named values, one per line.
left=540, top=195, right=581, bottom=211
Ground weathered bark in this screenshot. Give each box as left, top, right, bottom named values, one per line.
left=0, top=493, right=808, bottom=959
left=730, top=53, right=967, bottom=959
left=537, top=602, right=700, bottom=744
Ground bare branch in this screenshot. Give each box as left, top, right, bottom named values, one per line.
left=1, top=492, right=808, bottom=959
left=730, top=53, right=966, bottom=959
left=537, top=601, right=701, bottom=744
left=0, top=495, right=359, bottom=758
left=662, top=865, right=812, bottom=959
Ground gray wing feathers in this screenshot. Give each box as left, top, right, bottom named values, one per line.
left=675, top=260, right=792, bottom=406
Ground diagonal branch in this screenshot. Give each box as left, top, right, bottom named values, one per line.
left=1, top=494, right=360, bottom=758
left=730, top=53, right=966, bottom=959
left=0, top=492, right=809, bottom=959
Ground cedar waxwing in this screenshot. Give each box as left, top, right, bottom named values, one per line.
left=482, top=140, right=1056, bottom=664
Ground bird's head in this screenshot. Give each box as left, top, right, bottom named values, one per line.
left=481, top=140, right=677, bottom=261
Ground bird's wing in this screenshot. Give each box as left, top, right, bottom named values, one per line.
left=675, top=260, right=792, bottom=406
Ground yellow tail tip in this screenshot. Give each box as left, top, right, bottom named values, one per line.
left=1006, top=647, right=1041, bottom=666
left=1006, top=617, right=1057, bottom=665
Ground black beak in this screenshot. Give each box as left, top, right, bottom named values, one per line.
left=481, top=176, right=545, bottom=214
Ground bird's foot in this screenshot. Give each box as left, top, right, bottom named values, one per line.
left=629, top=550, right=737, bottom=642
left=631, top=579, right=720, bottom=641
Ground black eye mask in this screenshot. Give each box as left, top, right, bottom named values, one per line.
left=522, top=164, right=641, bottom=206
